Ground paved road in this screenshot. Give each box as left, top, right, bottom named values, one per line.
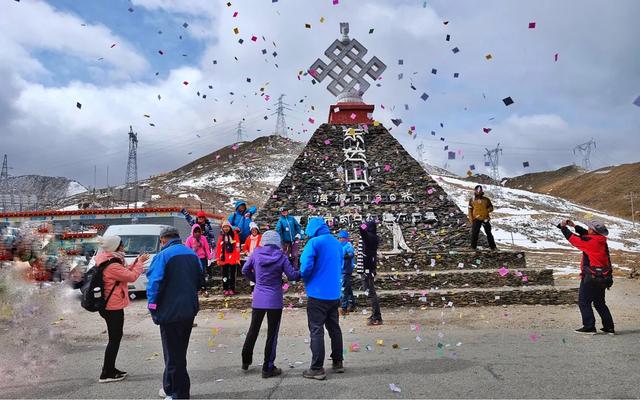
left=1, top=279, right=640, bottom=399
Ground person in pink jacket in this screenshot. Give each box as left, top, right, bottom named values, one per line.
left=184, top=224, right=213, bottom=295
left=95, top=235, right=149, bottom=383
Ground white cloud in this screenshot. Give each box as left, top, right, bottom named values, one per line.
left=0, top=0, right=148, bottom=78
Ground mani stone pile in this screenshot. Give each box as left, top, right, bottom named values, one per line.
left=201, top=123, right=578, bottom=309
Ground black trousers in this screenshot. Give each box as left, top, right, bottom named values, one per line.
left=470, top=219, right=497, bottom=249
left=160, top=319, right=194, bottom=399
left=99, top=309, right=124, bottom=375
left=199, top=258, right=208, bottom=290
left=221, top=264, right=236, bottom=291
left=241, top=309, right=283, bottom=371
left=361, top=274, right=382, bottom=321
left=306, top=297, right=343, bottom=370
left=578, top=279, right=614, bottom=330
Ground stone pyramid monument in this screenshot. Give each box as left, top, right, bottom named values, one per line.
left=202, top=23, right=577, bottom=308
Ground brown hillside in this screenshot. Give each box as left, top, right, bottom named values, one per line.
left=505, top=163, right=640, bottom=220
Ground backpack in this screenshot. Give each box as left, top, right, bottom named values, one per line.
left=80, top=258, right=121, bottom=312
left=584, top=244, right=614, bottom=289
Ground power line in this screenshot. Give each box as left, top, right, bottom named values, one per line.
left=235, top=121, right=245, bottom=142
left=271, top=94, right=293, bottom=138
left=125, top=125, right=139, bottom=184
left=573, top=138, right=596, bottom=170
left=484, top=143, right=503, bottom=181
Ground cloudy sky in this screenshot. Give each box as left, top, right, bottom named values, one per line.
left=1, top=0, right=639, bottom=188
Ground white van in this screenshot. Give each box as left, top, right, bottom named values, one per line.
left=94, top=224, right=171, bottom=293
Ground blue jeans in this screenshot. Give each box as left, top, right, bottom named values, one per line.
left=578, top=279, right=614, bottom=330
left=341, top=273, right=356, bottom=310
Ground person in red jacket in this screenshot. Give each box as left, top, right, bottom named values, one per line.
left=243, top=222, right=262, bottom=257
left=558, top=219, right=614, bottom=335
left=95, top=236, right=149, bottom=383
left=216, top=220, right=241, bottom=296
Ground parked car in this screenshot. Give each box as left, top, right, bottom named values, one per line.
left=81, top=224, right=170, bottom=293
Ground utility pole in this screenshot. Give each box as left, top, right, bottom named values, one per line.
left=1, top=155, right=14, bottom=212
left=125, top=125, right=139, bottom=185
left=573, top=139, right=596, bottom=171
left=484, top=143, right=503, bottom=181
left=626, top=192, right=636, bottom=228
left=235, top=121, right=245, bottom=142
left=271, top=94, right=292, bottom=138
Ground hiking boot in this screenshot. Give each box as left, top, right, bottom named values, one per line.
left=574, top=327, right=597, bottom=335
left=332, top=360, right=345, bottom=373
left=98, top=372, right=126, bottom=383
left=302, top=368, right=327, bottom=380
left=339, top=308, right=348, bottom=316
left=262, top=367, right=282, bottom=378
left=600, top=327, right=616, bottom=335
left=367, top=319, right=383, bottom=326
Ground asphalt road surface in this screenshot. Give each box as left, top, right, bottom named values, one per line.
left=1, top=278, right=640, bottom=399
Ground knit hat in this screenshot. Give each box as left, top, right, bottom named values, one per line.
left=261, top=230, right=281, bottom=248
left=249, top=222, right=259, bottom=232
left=196, top=210, right=206, bottom=218
left=98, top=235, right=122, bottom=252
left=160, top=226, right=180, bottom=238
left=221, top=220, right=232, bottom=228
left=337, top=230, right=349, bottom=239
left=587, top=220, right=609, bottom=236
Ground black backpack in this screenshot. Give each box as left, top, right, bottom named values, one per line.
left=584, top=244, right=614, bottom=290
left=80, top=258, right=121, bottom=312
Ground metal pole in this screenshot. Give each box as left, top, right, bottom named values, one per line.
left=631, top=192, right=636, bottom=228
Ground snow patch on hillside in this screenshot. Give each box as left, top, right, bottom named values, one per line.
left=433, top=175, right=640, bottom=252
left=66, top=181, right=87, bottom=197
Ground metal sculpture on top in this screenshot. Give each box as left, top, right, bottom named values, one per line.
left=309, top=23, right=387, bottom=102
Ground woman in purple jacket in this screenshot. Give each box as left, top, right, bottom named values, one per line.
left=241, top=230, right=300, bottom=378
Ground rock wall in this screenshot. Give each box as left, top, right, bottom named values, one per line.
left=260, top=123, right=489, bottom=251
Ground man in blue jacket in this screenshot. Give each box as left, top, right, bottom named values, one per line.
left=275, top=206, right=303, bottom=268
left=147, top=226, right=202, bottom=399
left=299, top=217, right=344, bottom=380
left=227, top=200, right=257, bottom=243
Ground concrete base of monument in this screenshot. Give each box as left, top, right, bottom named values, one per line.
left=201, top=249, right=578, bottom=308
left=199, top=285, right=578, bottom=309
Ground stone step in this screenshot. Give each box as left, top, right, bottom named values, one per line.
left=376, top=250, right=527, bottom=272
left=372, top=268, right=553, bottom=290
left=199, top=285, right=578, bottom=309
left=205, top=268, right=552, bottom=293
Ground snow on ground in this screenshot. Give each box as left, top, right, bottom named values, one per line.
left=432, top=175, right=640, bottom=252
left=65, top=181, right=87, bottom=197
left=178, top=193, right=203, bottom=202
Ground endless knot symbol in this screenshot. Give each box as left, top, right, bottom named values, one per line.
left=310, top=37, right=387, bottom=97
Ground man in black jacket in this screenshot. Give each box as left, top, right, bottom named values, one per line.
left=359, top=220, right=382, bottom=326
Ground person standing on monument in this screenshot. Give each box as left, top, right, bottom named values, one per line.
left=359, top=220, right=383, bottom=326
left=468, top=185, right=497, bottom=251
left=227, top=200, right=257, bottom=244
left=275, top=206, right=303, bottom=268
left=299, top=217, right=344, bottom=380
